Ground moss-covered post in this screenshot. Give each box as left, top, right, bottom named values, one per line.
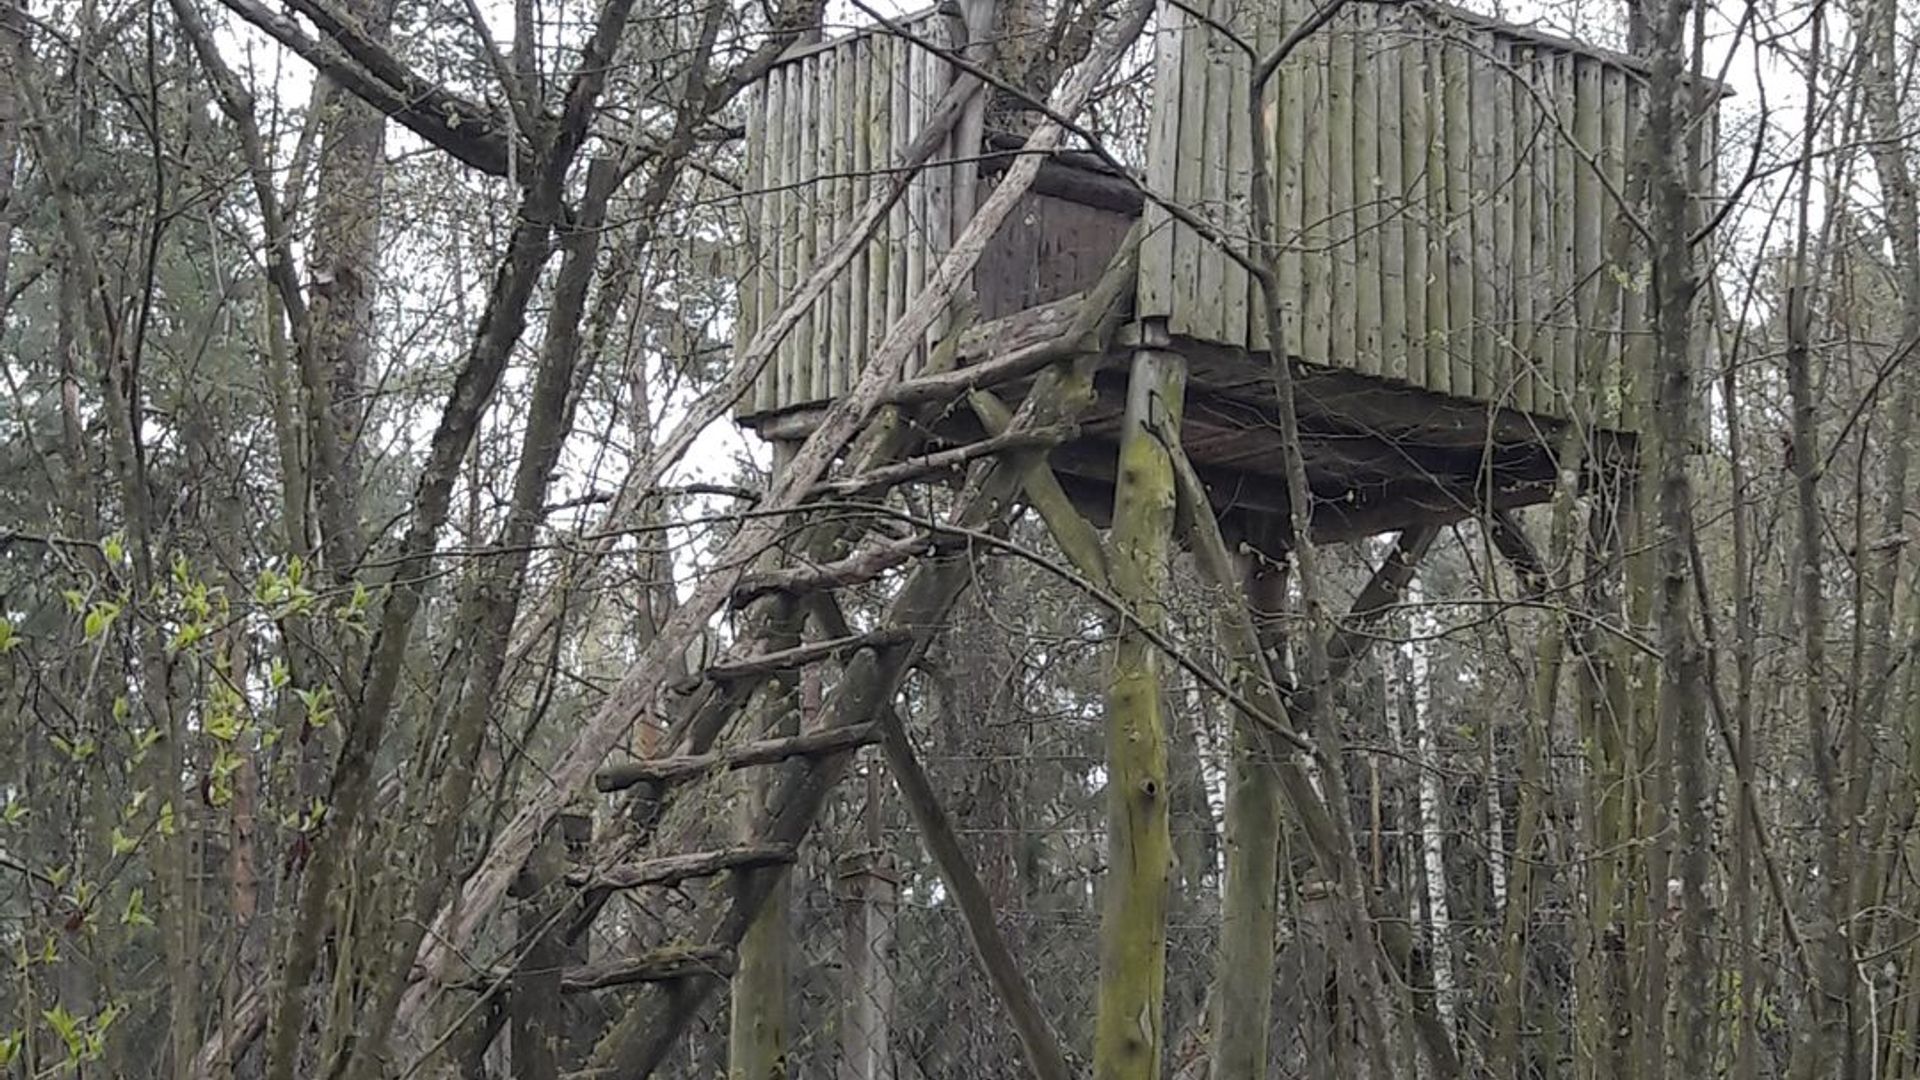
left=1093, top=347, right=1184, bottom=1080
left=1208, top=534, right=1286, bottom=1080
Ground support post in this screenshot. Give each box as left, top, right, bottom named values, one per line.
left=1093, top=347, right=1185, bottom=1080
left=837, top=842, right=897, bottom=1080
left=1208, top=537, right=1285, bottom=1080
left=728, top=443, right=802, bottom=1080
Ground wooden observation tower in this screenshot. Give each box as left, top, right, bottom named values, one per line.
left=731, top=0, right=1717, bottom=542
left=576, top=1, right=1719, bottom=1073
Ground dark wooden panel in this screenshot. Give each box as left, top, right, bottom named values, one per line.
left=976, top=191, right=1135, bottom=321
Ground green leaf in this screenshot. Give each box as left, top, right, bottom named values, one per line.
left=42, top=1004, right=82, bottom=1057
left=169, top=622, right=204, bottom=653
left=110, top=827, right=138, bottom=857
left=101, top=534, right=125, bottom=565
left=0, top=1029, right=23, bottom=1068
left=0, top=617, right=17, bottom=654
left=82, top=601, right=120, bottom=642
left=121, top=888, right=153, bottom=928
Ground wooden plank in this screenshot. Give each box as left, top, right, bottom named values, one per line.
left=1572, top=56, right=1602, bottom=423
left=1468, top=31, right=1496, bottom=401
left=739, top=80, right=767, bottom=414
left=1400, top=14, right=1431, bottom=393
left=1524, top=48, right=1553, bottom=415
left=1195, top=1, right=1231, bottom=344
left=1376, top=11, right=1406, bottom=383
left=1328, top=9, right=1357, bottom=370
left=792, top=57, right=818, bottom=407
left=1171, top=0, right=1213, bottom=340
left=1139, top=0, right=1187, bottom=322
left=1223, top=0, right=1253, bottom=348
left=924, top=16, right=952, bottom=354
left=1422, top=27, right=1450, bottom=395
left=1352, top=5, right=1382, bottom=377
left=1551, top=51, right=1577, bottom=415
left=1301, top=3, right=1332, bottom=366
left=1604, top=66, right=1638, bottom=430
left=889, top=32, right=911, bottom=339
left=1274, top=0, right=1306, bottom=359
left=1443, top=35, right=1472, bottom=396
left=781, top=62, right=806, bottom=411
left=824, top=43, right=849, bottom=403
left=848, top=37, right=872, bottom=398
left=1511, top=44, right=1538, bottom=414
left=759, top=68, right=780, bottom=413
left=1488, top=32, right=1516, bottom=407
left=906, top=36, right=929, bottom=373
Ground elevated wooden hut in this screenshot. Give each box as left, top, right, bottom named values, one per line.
left=731, top=0, right=1720, bottom=541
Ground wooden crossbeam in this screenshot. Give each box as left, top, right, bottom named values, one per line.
left=456, top=946, right=738, bottom=993
left=594, top=725, right=883, bottom=792
left=664, top=629, right=913, bottom=695
left=566, top=844, right=798, bottom=890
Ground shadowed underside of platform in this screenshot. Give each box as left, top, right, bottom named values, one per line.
left=749, top=293, right=1624, bottom=544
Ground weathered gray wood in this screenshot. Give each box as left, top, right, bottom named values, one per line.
left=1352, top=7, right=1382, bottom=378
left=764, top=68, right=789, bottom=414
left=1512, top=45, right=1538, bottom=414
left=596, top=724, right=884, bottom=791
left=459, top=946, right=740, bottom=992
left=866, top=35, right=891, bottom=383
left=1524, top=48, right=1552, bottom=414
left=1551, top=50, right=1577, bottom=412
left=1469, top=30, right=1498, bottom=401
left=906, top=35, right=929, bottom=372
left=1572, top=56, right=1602, bottom=420
left=740, top=79, right=767, bottom=413
left=925, top=14, right=953, bottom=354
left=1223, top=4, right=1252, bottom=348
left=1619, top=76, right=1651, bottom=428
left=1195, top=0, right=1231, bottom=345
left=1301, top=7, right=1331, bottom=365
left=1138, top=0, right=1186, bottom=322
left=1442, top=39, right=1472, bottom=398
left=1401, top=22, right=1431, bottom=393
left=730, top=5, right=1712, bottom=429
left=1329, top=11, right=1357, bottom=371
left=1377, top=15, right=1407, bottom=383
left=569, top=846, right=802, bottom=890
left=1424, top=32, right=1452, bottom=396
left=1489, top=34, right=1515, bottom=407
left=1601, top=64, right=1631, bottom=429
left=1272, top=0, right=1305, bottom=356
left=889, top=31, right=910, bottom=340
left=1171, top=0, right=1210, bottom=341
left=827, top=43, right=852, bottom=402
left=849, top=36, right=872, bottom=399
left=797, top=54, right=821, bottom=404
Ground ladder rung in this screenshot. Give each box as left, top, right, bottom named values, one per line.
left=566, top=843, right=797, bottom=891
left=594, top=722, right=882, bottom=791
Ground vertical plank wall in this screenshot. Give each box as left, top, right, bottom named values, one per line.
left=1135, top=0, right=1700, bottom=427
left=734, top=10, right=964, bottom=418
